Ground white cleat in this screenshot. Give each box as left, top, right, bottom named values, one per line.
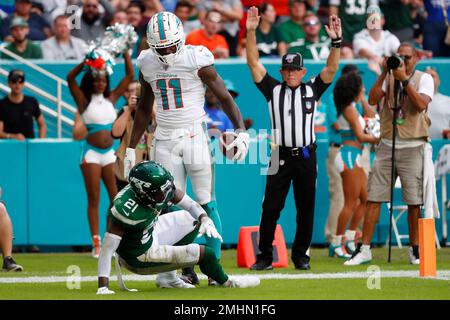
left=409, top=247, right=420, bottom=265
left=223, top=276, right=261, bottom=288
left=344, top=246, right=372, bottom=266
left=156, top=271, right=195, bottom=289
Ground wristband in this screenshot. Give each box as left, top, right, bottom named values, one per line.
left=331, top=37, right=342, bottom=48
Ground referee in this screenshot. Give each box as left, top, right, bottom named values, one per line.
left=246, top=7, right=342, bottom=270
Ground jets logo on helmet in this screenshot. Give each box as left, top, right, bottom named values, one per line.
left=147, top=12, right=185, bottom=66
left=129, top=161, right=175, bottom=209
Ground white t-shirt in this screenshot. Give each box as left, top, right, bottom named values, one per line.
left=353, top=29, right=400, bottom=58
left=381, top=72, right=434, bottom=100
left=428, top=93, right=450, bottom=139
left=381, top=72, right=434, bottom=148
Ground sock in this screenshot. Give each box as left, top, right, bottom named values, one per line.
left=331, top=235, right=343, bottom=246
left=201, top=201, right=222, bottom=259
left=361, top=244, right=370, bottom=252
left=345, top=230, right=356, bottom=241
left=199, top=246, right=228, bottom=285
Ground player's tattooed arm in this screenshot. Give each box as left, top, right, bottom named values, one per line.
left=198, top=66, right=246, bottom=131
left=128, top=71, right=155, bottom=148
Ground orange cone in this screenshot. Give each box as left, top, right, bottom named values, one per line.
left=237, top=225, right=288, bottom=268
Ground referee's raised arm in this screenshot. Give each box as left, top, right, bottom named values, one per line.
left=245, top=7, right=267, bottom=83
left=320, top=15, right=343, bottom=84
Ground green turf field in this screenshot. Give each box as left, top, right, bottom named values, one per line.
left=0, top=248, right=449, bottom=300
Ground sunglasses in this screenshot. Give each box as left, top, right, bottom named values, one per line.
left=304, top=20, right=319, bottom=27
left=399, top=55, right=412, bottom=61
left=9, top=77, right=24, bottom=84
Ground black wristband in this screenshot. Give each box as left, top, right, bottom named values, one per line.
left=331, top=37, right=342, bottom=48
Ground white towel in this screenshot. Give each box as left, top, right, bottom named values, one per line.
left=423, top=143, right=440, bottom=219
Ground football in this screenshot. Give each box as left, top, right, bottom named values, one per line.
left=219, top=131, right=238, bottom=160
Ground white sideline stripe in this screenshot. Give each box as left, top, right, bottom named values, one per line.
left=0, top=270, right=449, bottom=283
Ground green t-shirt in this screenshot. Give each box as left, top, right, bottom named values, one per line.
left=279, top=19, right=305, bottom=52
left=1, top=41, right=43, bottom=59
left=109, top=185, right=164, bottom=262
left=330, top=0, right=375, bottom=42
left=380, top=0, right=413, bottom=31
left=256, top=25, right=283, bottom=57
left=290, top=29, right=330, bottom=59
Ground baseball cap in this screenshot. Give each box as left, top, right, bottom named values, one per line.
left=223, top=79, right=239, bottom=97
left=9, top=17, right=28, bottom=29
left=8, top=69, right=25, bottom=83
left=341, top=64, right=364, bottom=75
left=281, top=53, right=303, bottom=70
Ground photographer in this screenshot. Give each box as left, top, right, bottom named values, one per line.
left=345, top=43, right=434, bottom=266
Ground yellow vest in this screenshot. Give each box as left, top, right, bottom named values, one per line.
left=381, top=70, right=430, bottom=140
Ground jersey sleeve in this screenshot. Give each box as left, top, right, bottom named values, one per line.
left=31, top=97, right=41, bottom=118
left=255, top=72, right=280, bottom=102
left=194, top=45, right=215, bottom=69
left=308, top=74, right=331, bottom=100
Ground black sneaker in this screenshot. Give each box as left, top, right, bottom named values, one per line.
left=180, top=267, right=200, bottom=285
left=2, top=256, right=23, bottom=272
left=249, top=259, right=273, bottom=271
left=294, top=257, right=311, bottom=270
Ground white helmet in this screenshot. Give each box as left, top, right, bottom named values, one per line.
left=147, top=12, right=185, bottom=66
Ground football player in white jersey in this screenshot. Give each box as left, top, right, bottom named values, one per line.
left=124, top=11, right=249, bottom=285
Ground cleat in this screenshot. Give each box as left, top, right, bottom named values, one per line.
left=156, top=271, right=195, bottom=289
left=249, top=260, right=273, bottom=271
left=344, top=244, right=372, bottom=266
left=409, top=246, right=420, bottom=265
left=2, top=256, right=23, bottom=272
left=92, top=235, right=101, bottom=259
left=222, top=276, right=260, bottom=288
left=180, top=267, right=200, bottom=285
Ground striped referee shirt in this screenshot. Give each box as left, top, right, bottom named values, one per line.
left=256, top=73, right=330, bottom=148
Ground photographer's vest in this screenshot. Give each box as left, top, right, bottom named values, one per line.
left=114, top=113, right=153, bottom=182
left=381, top=70, right=430, bottom=141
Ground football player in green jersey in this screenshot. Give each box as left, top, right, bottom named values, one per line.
left=97, top=161, right=260, bottom=294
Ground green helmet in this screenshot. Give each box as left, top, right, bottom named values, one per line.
left=128, top=161, right=175, bottom=208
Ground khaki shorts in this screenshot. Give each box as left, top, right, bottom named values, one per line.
left=368, top=143, right=424, bottom=205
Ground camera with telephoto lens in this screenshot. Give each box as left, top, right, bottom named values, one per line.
left=386, top=55, right=404, bottom=70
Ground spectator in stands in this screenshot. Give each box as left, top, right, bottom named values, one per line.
left=111, top=0, right=131, bottom=11
left=0, top=17, right=43, bottom=59
left=186, top=10, right=230, bottom=59
left=112, top=81, right=154, bottom=190
left=298, top=11, right=330, bottom=59
left=71, top=0, right=115, bottom=43
left=329, top=0, right=379, bottom=57
left=198, top=0, right=243, bottom=56
left=279, top=0, right=307, bottom=53
left=425, top=66, right=450, bottom=139
left=41, top=15, right=86, bottom=60
left=174, top=1, right=201, bottom=35
left=353, top=11, right=400, bottom=74
left=380, top=0, right=414, bottom=42
left=0, top=192, right=23, bottom=272
left=0, top=70, right=46, bottom=140
left=1, top=0, right=52, bottom=41
left=126, top=1, right=146, bottom=36
left=140, top=0, right=164, bottom=28
left=205, top=83, right=234, bottom=135
left=255, top=2, right=286, bottom=57
left=423, top=0, right=450, bottom=57
left=110, top=10, right=128, bottom=25
left=33, top=0, right=68, bottom=23
left=268, top=0, right=290, bottom=21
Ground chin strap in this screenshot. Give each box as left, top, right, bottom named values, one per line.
left=114, top=253, right=138, bottom=292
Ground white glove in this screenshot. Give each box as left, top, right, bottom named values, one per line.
left=198, top=216, right=223, bottom=242
left=96, top=287, right=115, bottom=295
left=226, top=132, right=250, bottom=161
left=124, top=147, right=136, bottom=179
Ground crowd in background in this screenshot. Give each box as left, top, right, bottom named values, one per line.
left=0, top=0, right=450, bottom=62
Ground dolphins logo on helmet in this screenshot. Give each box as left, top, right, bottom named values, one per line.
left=147, top=12, right=185, bottom=66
